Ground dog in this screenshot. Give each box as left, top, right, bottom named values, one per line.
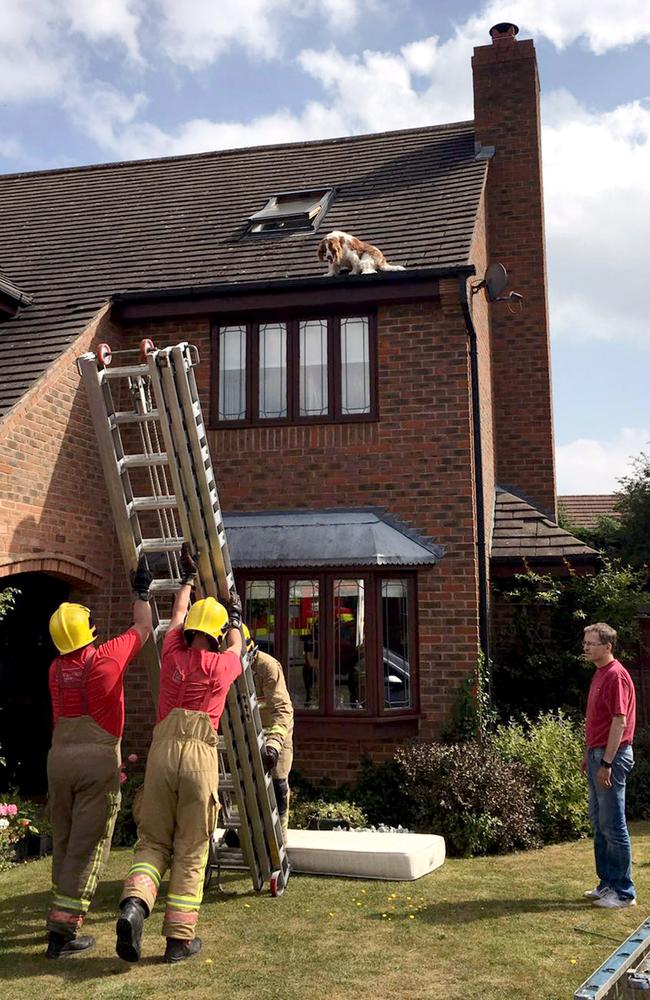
left=318, top=230, right=405, bottom=276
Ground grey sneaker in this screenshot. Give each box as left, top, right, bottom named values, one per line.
left=584, top=885, right=610, bottom=899
left=593, top=889, right=637, bottom=909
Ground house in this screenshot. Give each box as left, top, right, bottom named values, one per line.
left=559, top=495, right=619, bottom=529
left=0, top=23, right=596, bottom=793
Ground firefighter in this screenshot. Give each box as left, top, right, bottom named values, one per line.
left=116, top=546, right=242, bottom=965
left=244, top=625, right=294, bottom=836
left=44, top=557, right=153, bottom=959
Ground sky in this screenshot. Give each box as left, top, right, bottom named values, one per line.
left=1, top=0, right=649, bottom=496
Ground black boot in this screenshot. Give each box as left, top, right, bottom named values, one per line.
left=116, top=897, right=147, bottom=963
left=45, top=931, right=95, bottom=959
left=163, top=936, right=202, bottom=964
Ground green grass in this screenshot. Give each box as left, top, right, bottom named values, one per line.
left=2, top=826, right=650, bottom=1000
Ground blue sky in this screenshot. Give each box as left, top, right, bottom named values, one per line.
left=2, top=0, right=649, bottom=494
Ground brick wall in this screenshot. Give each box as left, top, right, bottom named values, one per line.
left=123, top=295, right=482, bottom=778
left=0, top=309, right=159, bottom=760
left=472, top=29, right=556, bottom=518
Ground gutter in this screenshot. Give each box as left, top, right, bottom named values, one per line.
left=458, top=276, right=492, bottom=696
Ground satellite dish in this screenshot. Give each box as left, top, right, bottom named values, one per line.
left=484, top=263, right=508, bottom=301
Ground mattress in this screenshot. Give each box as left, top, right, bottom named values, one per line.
left=285, top=829, right=445, bottom=881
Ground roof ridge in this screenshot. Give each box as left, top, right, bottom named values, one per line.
left=0, top=120, right=476, bottom=182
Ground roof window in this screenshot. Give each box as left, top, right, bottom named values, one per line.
left=248, top=188, right=333, bottom=234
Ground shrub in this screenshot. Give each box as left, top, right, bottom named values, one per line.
left=626, top=727, right=650, bottom=820
left=396, top=740, right=540, bottom=857
left=291, top=798, right=367, bottom=830
left=352, top=757, right=414, bottom=828
left=491, top=711, right=590, bottom=843
left=112, top=754, right=142, bottom=848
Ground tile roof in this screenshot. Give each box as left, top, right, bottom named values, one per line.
left=558, top=494, right=619, bottom=528
left=224, top=508, right=445, bottom=568
left=0, top=121, right=487, bottom=418
left=492, top=489, right=598, bottom=563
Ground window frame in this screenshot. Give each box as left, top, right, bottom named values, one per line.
left=210, top=311, right=378, bottom=428
left=237, top=569, right=420, bottom=725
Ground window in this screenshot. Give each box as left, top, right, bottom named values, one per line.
left=212, top=314, right=377, bottom=426
left=241, top=572, right=417, bottom=718
left=248, top=188, right=333, bottom=233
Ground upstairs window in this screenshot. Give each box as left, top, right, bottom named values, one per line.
left=212, top=314, right=377, bottom=427
left=248, top=188, right=333, bottom=234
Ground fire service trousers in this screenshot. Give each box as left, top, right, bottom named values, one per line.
left=46, top=716, right=121, bottom=939
left=120, top=708, right=219, bottom=941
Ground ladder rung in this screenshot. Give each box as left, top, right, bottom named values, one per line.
left=119, top=453, right=168, bottom=470
left=102, top=363, right=150, bottom=379
left=219, top=776, right=235, bottom=792
left=149, top=579, right=182, bottom=594
left=111, top=409, right=160, bottom=425
left=139, top=538, right=183, bottom=553
left=154, top=620, right=171, bottom=641
left=129, top=496, right=178, bottom=512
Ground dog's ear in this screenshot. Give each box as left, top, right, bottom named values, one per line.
left=317, top=239, right=327, bottom=261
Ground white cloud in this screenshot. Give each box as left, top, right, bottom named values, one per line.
left=153, top=0, right=378, bottom=68
left=556, top=428, right=650, bottom=493
left=542, top=93, right=650, bottom=346
left=477, top=0, right=650, bottom=54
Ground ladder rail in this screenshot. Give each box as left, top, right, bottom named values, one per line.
left=79, top=343, right=290, bottom=895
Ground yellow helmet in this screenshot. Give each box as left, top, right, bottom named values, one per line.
left=184, top=597, right=229, bottom=642
left=49, top=602, right=96, bottom=654
left=242, top=624, right=258, bottom=657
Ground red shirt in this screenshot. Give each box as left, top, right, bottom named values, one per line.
left=585, top=658, right=636, bottom=748
left=49, top=628, right=142, bottom=739
left=157, top=626, right=242, bottom=731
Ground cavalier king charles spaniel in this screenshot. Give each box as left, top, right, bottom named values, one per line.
left=318, top=230, right=405, bottom=276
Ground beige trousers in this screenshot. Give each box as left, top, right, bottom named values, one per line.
left=46, top=716, right=121, bottom=938
left=120, top=708, right=219, bottom=941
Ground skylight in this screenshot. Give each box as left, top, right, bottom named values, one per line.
left=248, top=188, right=333, bottom=234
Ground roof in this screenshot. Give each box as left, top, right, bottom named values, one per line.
left=223, top=509, right=445, bottom=569
left=491, top=489, right=599, bottom=562
left=558, top=494, right=619, bottom=529
left=0, top=120, right=487, bottom=419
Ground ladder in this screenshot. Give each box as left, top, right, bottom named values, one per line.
left=574, top=919, right=650, bottom=998
left=77, top=339, right=290, bottom=898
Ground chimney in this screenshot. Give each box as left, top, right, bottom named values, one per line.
left=472, top=25, right=557, bottom=519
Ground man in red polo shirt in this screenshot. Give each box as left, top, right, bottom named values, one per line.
left=583, top=621, right=637, bottom=909
left=45, top=558, right=153, bottom=958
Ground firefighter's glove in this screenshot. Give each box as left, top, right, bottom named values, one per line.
left=226, top=593, right=243, bottom=630
left=179, top=542, right=199, bottom=586
left=262, top=744, right=279, bottom=774
left=131, top=556, right=152, bottom=601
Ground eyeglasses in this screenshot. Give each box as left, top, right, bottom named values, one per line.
left=583, top=640, right=604, bottom=648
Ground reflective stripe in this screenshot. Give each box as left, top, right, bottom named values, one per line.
left=128, top=862, right=161, bottom=887
left=167, top=892, right=203, bottom=907
left=265, top=724, right=288, bottom=738
left=81, top=789, right=119, bottom=904
left=53, top=894, right=90, bottom=913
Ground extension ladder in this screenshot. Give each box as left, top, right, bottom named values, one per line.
left=575, top=918, right=650, bottom=998
left=77, top=339, right=289, bottom=898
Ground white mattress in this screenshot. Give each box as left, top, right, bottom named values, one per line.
left=285, top=829, right=445, bottom=881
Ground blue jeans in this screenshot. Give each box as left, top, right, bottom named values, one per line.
left=587, top=745, right=635, bottom=900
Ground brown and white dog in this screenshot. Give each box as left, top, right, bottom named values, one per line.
left=318, top=230, right=405, bottom=276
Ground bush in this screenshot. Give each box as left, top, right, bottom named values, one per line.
left=625, top=727, right=650, bottom=820
left=112, top=754, right=142, bottom=848
left=291, top=798, right=367, bottom=830
left=396, top=740, right=540, bottom=857
left=353, top=757, right=414, bottom=828
left=491, top=711, right=590, bottom=843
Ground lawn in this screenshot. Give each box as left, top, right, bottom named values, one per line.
left=2, top=825, right=650, bottom=1000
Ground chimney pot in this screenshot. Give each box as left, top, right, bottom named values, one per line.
left=489, top=22, right=519, bottom=42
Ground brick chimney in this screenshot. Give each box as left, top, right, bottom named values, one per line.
left=472, top=23, right=557, bottom=519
